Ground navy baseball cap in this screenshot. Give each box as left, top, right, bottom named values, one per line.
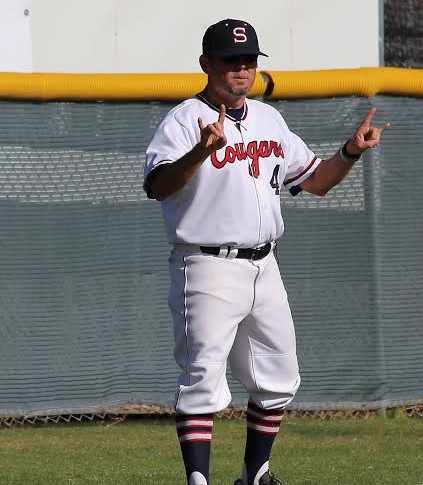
left=202, top=19, right=268, bottom=58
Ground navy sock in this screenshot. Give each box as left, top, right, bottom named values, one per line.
left=176, top=413, right=214, bottom=485
left=243, top=401, right=285, bottom=484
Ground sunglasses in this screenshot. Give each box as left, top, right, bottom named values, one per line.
left=220, top=55, right=258, bottom=65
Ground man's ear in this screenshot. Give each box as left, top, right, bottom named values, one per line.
left=199, top=55, right=210, bottom=74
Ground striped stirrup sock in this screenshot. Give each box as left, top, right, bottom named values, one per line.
left=176, top=414, right=214, bottom=485
left=243, top=401, right=285, bottom=485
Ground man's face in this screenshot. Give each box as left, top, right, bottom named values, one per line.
left=202, top=55, right=258, bottom=98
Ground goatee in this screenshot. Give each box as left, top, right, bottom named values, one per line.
left=227, top=87, right=250, bottom=97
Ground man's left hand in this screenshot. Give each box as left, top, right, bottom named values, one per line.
left=347, top=107, right=391, bottom=155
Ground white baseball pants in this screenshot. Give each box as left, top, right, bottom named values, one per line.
left=168, top=245, right=301, bottom=414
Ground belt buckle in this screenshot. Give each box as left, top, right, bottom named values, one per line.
left=250, top=246, right=263, bottom=261
left=252, top=243, right=270, bottom=261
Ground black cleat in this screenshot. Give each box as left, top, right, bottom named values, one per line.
left=233, top=471, right=286, bottom=485
left=258, top=471, right=284, bottom=485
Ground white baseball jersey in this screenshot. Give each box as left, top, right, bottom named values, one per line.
left=144, top=95, right=321, bottom=248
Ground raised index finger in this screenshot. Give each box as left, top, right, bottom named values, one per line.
left=218, top=104, right=226, bottom=124
left=359, top=107, right=377, bottom=128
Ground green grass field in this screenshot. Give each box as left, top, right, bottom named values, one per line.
left=0, top=416, right=422, bottom=485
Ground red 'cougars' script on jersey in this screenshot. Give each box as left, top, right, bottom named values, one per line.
left=211, top=140, right=285, bottom=177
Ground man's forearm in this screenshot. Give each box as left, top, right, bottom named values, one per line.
left=300, top=108, right=390, bottom=197
left=151, top=143, right=211, bottom=200
left=299, top=151, right=356, bottom=196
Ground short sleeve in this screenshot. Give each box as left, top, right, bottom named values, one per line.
left=143, top=112, right=194, bottom=197
left=283, top=131, right=321, bottom=196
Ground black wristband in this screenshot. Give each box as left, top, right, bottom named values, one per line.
left=339, top=140, right=361, bottom=163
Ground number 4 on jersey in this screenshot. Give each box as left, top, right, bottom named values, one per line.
left=270, top=164, right=280, bottom=195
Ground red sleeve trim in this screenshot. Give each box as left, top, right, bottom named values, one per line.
left=283, top=156, right=317, bottom=186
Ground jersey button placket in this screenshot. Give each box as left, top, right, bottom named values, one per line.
left=236, top=121, right=263, bottom=247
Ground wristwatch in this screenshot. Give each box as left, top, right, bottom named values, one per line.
left=339, top=140, right=361, bottom=164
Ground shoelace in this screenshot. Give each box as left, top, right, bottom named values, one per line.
left=235, top=471, right=284, bottom=485
left=265, top=472, right=283, bottom=485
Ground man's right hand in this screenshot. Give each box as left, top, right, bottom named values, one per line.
left=151, top=105, right=228, bottom=201
left=198, top=104, right=227, bottom=154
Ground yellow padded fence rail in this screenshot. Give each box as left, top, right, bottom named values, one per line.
left=265, top=67, right=423, bottom=99
left=0, top=72, right=266, bottom=101
left=0, top=68, right=421, bottom=101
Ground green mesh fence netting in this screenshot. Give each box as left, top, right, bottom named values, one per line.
left=0, top=96, right=422, bottom=417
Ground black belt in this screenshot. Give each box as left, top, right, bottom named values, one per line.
left=199, top=242, right=272, bottom=261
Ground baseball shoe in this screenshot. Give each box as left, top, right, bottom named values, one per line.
left=233, top=471, right=285, bottom=485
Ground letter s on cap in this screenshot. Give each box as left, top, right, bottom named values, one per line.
left=233, top=27, right=247, bottom=43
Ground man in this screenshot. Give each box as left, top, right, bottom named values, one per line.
left=143, top=18, right=390, bottom=485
